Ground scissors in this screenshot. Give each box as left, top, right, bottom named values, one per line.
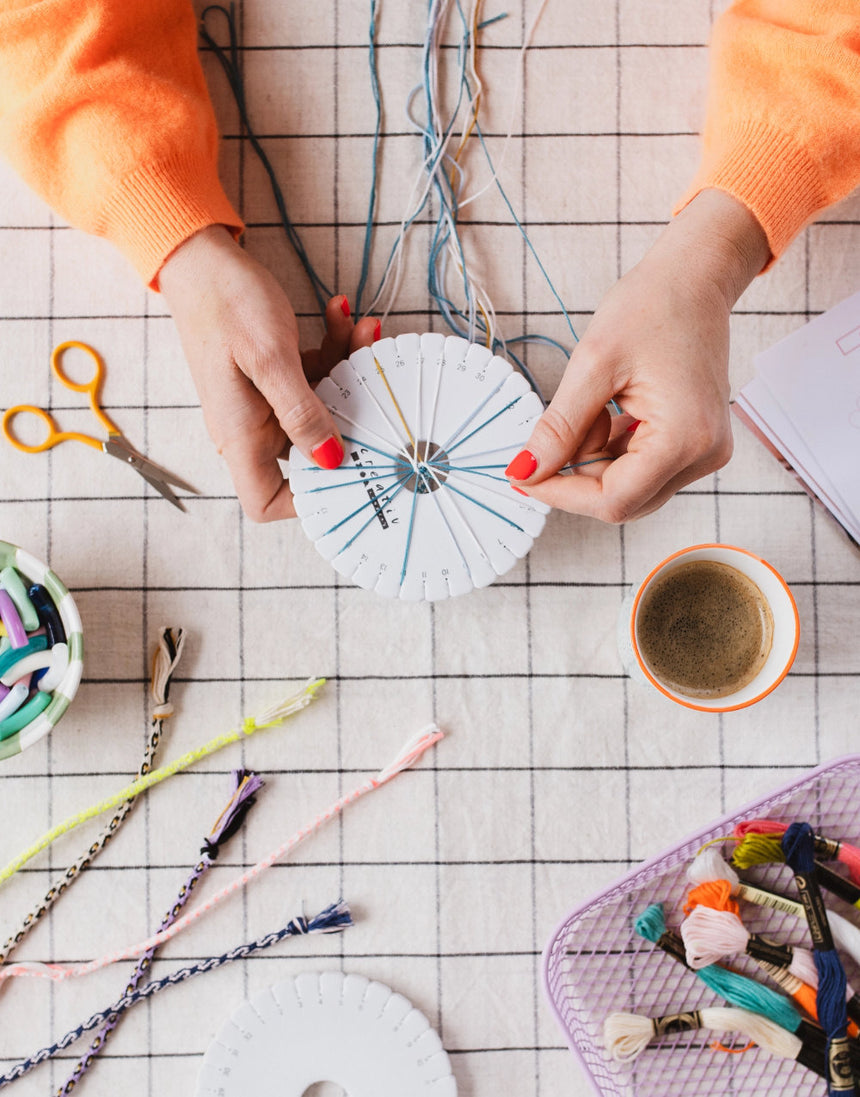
left=2, top=340, right=199, bottom=512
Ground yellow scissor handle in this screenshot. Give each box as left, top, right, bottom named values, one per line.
left=51, top=340, right=121, bottom=437
left=2, top=404, right=104, bottom=453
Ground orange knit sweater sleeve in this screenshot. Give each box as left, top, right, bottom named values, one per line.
left=0, top=0, right=243, bottom=287
left=677, top=0, right=860, bottom=261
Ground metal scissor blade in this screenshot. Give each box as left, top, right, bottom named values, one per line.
left=103, top=438, right=200, bottom=509
left=138, top=470, right=186, bottom=511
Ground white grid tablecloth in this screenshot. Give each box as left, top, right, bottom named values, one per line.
left=1, top=2, right=859, bottom=1094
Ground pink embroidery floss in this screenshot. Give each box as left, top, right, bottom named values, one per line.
left=0, top=723, right=443, bottom=985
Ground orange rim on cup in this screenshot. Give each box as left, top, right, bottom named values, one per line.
left=628, top=544, right=800, bottom=713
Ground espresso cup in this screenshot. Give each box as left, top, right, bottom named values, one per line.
left=617, top=544, right=799, bottom=712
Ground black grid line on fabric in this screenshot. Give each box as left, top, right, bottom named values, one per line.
left=61, top=670, right=860, bottom=684
left=202, top=41, right=711, bottom=52
left=5, top=219, right=859, bottom=231
left=332, top=0, right=348, bottom=977
left=237, top=0, right=252, bottom=1034
left=46, top=206, right=58, bottom=1097
left=1, top=307, right=848, bottom=322
left=8, top=573, right=855, bottom=590
left=521, top=6, right=542, bottom=1090
left=141, top=280, right=154, bottom=1097
left=804, top=230, right=824, bottom=771
left=1, top=762, right=830, bottom=786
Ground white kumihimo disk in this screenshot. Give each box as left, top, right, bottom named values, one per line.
left=289, top=333, right=549, bottom=601
left=195, top=970, right=457, bottom=1096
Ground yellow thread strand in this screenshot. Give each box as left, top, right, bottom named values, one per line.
left=0, top=679, right=324, bottom=887
left=453, top=0, right=484, bottom=165
left=208, top=774, right=253, bottom=840
left=696, top=835, right=737, bottom=855
left=373, top=356, right=416, bottom=454
left=477, top=301, right=491, bottom=347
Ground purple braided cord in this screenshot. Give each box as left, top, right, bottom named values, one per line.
left=56, top=768, right=262, bottom=1094
left=56, top=852, right=212, bottom=1093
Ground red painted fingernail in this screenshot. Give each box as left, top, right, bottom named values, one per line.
left=373, top=320, right=382, bottom=342
left=511, top=485, right=527, bottom=496
left=312, top=436, right=344, bottom=470
left=504, top=449, right=537, bottom=481
left=626, top=420, right=641, bottom=433
left=340, top=296, right=351, bottom=318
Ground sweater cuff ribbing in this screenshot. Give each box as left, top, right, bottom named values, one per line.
left=98, top=149, right=244, bottom=288
left=674, top=119, right=829, bottom=265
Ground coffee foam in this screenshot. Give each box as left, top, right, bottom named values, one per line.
left=635, top=561, right=774, bottom=699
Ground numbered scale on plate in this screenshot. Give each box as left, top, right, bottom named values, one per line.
left=289, top=333, right=550, bottom=601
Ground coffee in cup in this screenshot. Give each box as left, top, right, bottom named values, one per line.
left=618, top=544, right=799, bottom=712
left=635, top=559, right=773, bottom=700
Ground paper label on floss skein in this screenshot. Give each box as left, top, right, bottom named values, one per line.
left=794, top=872, right=836, bottom=951
left=651, top=1011, right=702, bottom=1037
left=289, top=333, right=550, bottom=602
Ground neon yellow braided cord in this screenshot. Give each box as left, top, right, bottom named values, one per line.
left=0, top=678, right=324, bottom=887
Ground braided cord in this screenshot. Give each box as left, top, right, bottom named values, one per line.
left=0, top=628, right=185, bottom=963
left=0, top=678, right=323, bottom=886
left=1, top=904, right=350, bottom=1089
left=56, top=853, right=210, bottom=1093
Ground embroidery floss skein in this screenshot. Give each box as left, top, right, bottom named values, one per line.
left=0, top=723, right=443, bottom=984
left=782, top=821, right=856, bottom=1096
left=604, top=1005, right=815, bottom=1067
left=0, top=900, right=353, bottom=1090
left=56, top=768, right=264, bottom=1095
left=0, top=627, right=185, bottom=964
left=733, top=832, right=860, bottom=911
left=633, top=903, right=803, bottom=1033
left=0, top=677, right=324, bottom=887
left=687, top=845, right=860, bottom=968
left=735, top=819, right=860, bottom=887
left=681, top=882, right=860, bottom=1031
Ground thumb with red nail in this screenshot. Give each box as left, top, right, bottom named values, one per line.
left=160, top=226, right=379, bottom=521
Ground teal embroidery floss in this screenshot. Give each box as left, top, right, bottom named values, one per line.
left=633, top=902, right=803, bottom=1034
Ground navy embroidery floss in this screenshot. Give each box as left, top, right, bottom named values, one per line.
left=783, top=821, right=856, bottom=1095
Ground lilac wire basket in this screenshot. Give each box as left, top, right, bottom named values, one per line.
left=542, top=755, right=860, bottom=1097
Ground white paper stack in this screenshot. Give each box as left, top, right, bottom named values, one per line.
left=734, top=290, right=860, bottom=546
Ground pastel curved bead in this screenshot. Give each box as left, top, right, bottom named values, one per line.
left=0, top=690, right=51, bottom=740
left=0, top=635, right=47, bottom=679
left=0, top=567, right=39, bottom=632
left=0, top=681, right=29, bottom=723
left=37, top=642, right=70, bottom=693
left=0, top=590, right=27, bottom=648
left=0, top=648, right=53, bottom=687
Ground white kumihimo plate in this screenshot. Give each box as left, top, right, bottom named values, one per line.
left=289, top=333, right=549, bottom=601
left=195, top=970, right=457, bottom=1096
